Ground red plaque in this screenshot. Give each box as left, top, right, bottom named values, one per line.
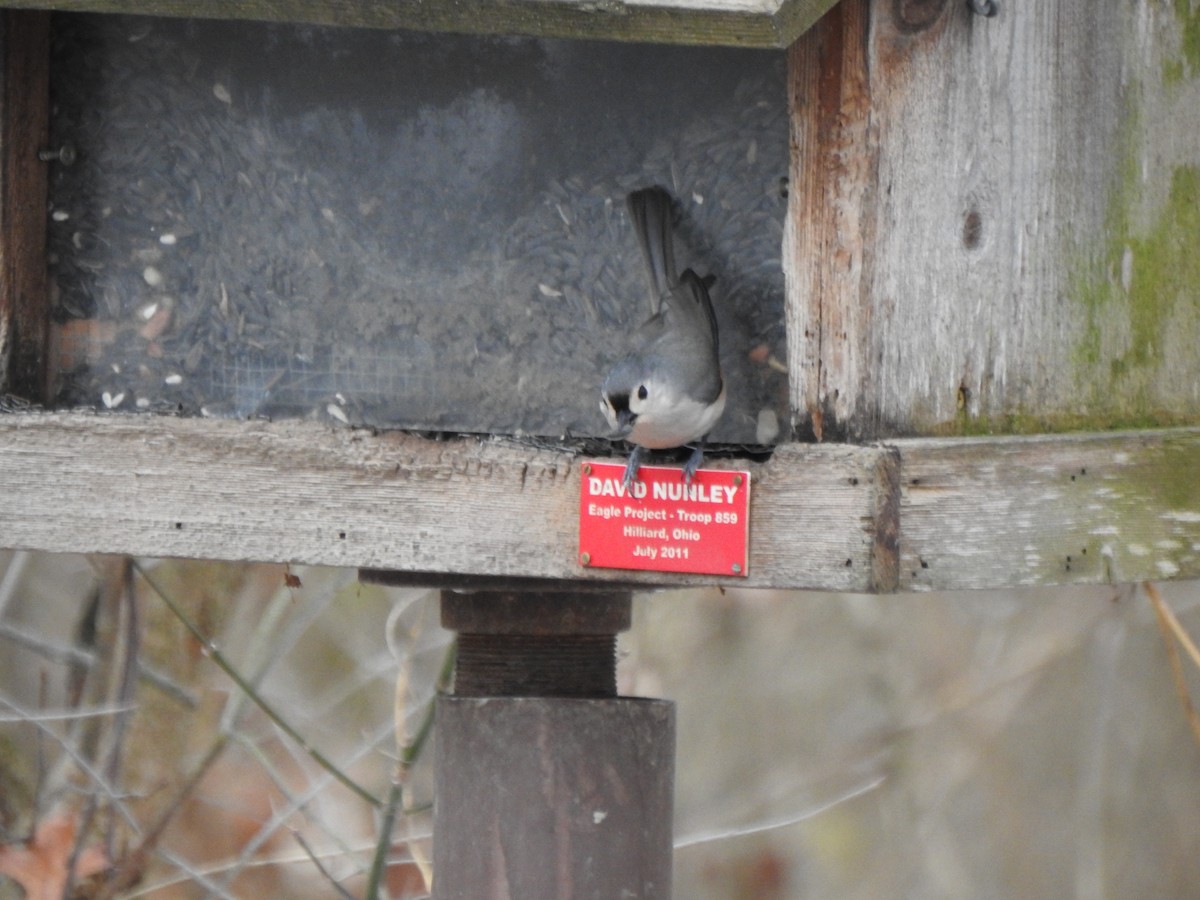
left=578, top=461, right=750, bottom=577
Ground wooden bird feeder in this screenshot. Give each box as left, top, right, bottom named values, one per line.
left=1, top=0, right=1198, bottom=896
left=3, top=0, right=1198, bottom=593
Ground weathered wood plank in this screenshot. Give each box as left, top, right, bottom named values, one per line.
left=0, top=11, right=50, bottom=401
left=899, top=429, right=1200, bottom=591
left=4, top=0, right=837, bottom=47
left=2, top=413, right=1198, bottom=591
left=784, top=0, right=872, bottom=441
left=786, top=0, right=1200, bottom=438
left=0, top=412, right=894, bottom=591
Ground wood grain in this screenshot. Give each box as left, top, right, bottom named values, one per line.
left=0, top=412, right=894, bottom=591
left=2, top=413, right=1198, bottom=591
left=899, top=429, right=1200, bottom=591
left=434, top=697, right=674, bottom=899
left=4, top=0, right=838, bottom=47
left=785, top=0, right=875, bottom=442
left=786, top=0, right=1200, bottom=438
left=0, top=11, right=50, bottom=401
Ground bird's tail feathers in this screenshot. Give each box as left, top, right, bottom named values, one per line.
left=627, top=186, right=677, bottom=316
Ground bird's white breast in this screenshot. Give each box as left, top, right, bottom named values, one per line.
left=627, top=385, right=726, bottom=449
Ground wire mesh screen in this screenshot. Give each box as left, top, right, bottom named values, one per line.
left=46, top=14, right=788, bottom=442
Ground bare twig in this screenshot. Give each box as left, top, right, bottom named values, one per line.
left=105, top=560, right=141, bottom=854
left=674, top=774, right=887, bottom=848
left=131, top=560, right=381, bottom=808
left=291, top=828, right=356, bottom=900
left=1145, top=581, right=1200, bottom=751
left=96, top=736, right=231, bottom=900
left=0, top=701, right=136, bottom=723
left=1146, top=582, right=1200, bottom=669
left=0, top=696, right=141, bottom=827
left=124, top=831, right=433, bottom=898
left=0, top=621, right=198, bottom=707
left=66, top=558, right=141, bottom=896
left=367, top=780, right=405, bottom=900
left=155, top=846, right=240, bottom=899
left=215, top=727, right=372, bottom=894
left=367, top=640, right=455, bottom=898
left=0, top=549, right=31, bottom=620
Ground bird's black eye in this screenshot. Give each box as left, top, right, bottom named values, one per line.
left=637, top=385, right=648, bottom=400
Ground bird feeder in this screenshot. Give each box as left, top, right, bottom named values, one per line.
left=2, top=0, right=1199, bottom=895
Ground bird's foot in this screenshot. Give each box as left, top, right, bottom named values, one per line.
left=622, top=445, right=646, bottom=490
left=682, top=444, right=705, bottom=483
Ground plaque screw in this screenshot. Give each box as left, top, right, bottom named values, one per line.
left=38, top=142, right=76, bottom=165
left=733, top=475, right=744, bottom=486
left=582, top=464, right=592, bottom=475
left=580, top=552, right=591, bottom=566
left=732, top=563, right=742, bottom=574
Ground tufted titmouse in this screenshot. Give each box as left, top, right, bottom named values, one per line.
left=600, top=186, right=726, bottom=487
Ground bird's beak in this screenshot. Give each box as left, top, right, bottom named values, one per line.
left=616, top=409, right=635, bottom=432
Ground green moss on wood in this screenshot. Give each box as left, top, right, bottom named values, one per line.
left=1151, top=435, right=1200, bottom=511
left=1111, top=165, right=1200, bottom=374
left=1070, top=87, right=1200, bottom=426
left=1164, top=1, right=1200, bottom=84
left=1176, top=0, right=1200, bottom=76
left=937, top=408, right=1199, bottom=438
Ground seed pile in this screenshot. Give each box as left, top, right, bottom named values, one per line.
left=47, top=15, right=788, bottom=443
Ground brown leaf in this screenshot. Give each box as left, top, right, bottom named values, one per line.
left=0, top=815, right=108, bottom=900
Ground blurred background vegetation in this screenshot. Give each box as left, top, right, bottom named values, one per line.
left=1, top=552, right=1199, bottom=897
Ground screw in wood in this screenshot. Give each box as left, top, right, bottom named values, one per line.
left=37, top=142, right=77, bottom=166
left=580, top=552, right=591, bottom=565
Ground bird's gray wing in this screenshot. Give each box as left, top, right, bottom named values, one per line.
left=673, top=268, right=720, bottom=358
left=651, top=269, right=723, bottom=404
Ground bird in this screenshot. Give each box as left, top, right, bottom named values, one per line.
left=600, top=185, right=725, bottom=488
